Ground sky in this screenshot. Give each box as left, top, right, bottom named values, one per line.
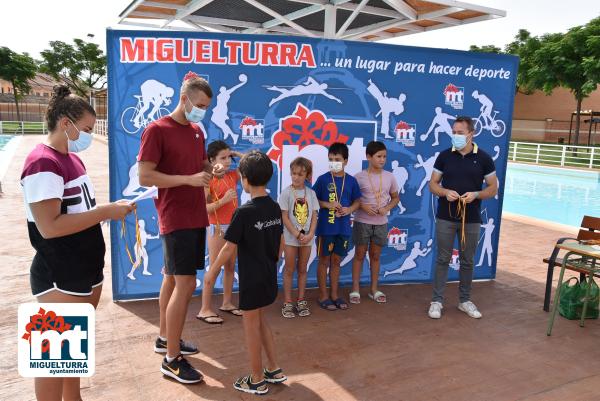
left=1, top=0, right=598, bottom=58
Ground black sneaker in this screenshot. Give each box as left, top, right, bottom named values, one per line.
left=154, top=337, right=199, bottom=355
left=233, top=374, right=268, bottom=395
left=160, top=355, right=203, bottom=384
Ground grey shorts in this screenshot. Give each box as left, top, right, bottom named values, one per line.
left=352, top=221, right=388, bottom=247
left=209, top=224, right=229, bottom=237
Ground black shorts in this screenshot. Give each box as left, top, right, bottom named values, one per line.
left=162, top=228, right=207, bottom=275
left=30, top=253, right=104, bottom=297
left=237, top=260, right=278, bottom=311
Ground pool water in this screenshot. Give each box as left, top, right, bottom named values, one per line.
left=503, top=163, right=600, bottom=227
left=0, top=135, right=20, bottom=181
left=0, top=135, right=15, bottom=150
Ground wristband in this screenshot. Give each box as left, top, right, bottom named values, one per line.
left=474, top=191, right=480, bottom=199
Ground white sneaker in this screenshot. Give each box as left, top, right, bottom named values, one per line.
left=458, top=301, right=482, bottom=319
left=428, top=302, right=443, bottom=319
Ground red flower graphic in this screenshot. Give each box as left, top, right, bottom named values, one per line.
left=267, top=103, right=348, bottom=167
left=388, top=227, right=403, bottom=236
left=395, top=121, right=411, bottom=130
left=22, top=307, right=72, bottom=353
left=444, top=83, right=460, bottom=94
left=240, top=116, right=257, bottom=128
left=183, top=71, right=200, bottom=81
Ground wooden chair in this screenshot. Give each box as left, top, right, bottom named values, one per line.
left=543, top=216, right=600, bottom=311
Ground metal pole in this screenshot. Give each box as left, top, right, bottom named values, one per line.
left=512, top=142, right=517, bottom=161
left=324, top=4, right=336, bottom=39
left=561, top=145, right=566, bottom=167
left=589, top=148, right=595, bottom=169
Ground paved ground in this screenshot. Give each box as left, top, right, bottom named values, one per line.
left=1, top=135, right=599, bottom=401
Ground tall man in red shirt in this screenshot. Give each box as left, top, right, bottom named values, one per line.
left=138, top=72, right=222, bottom=384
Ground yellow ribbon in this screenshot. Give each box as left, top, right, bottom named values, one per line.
left=367, top=169, right=383, bottom=212
left=449, top=197, right=467, bottom=250
left=121, top=207, right=142, bottom=269
left=330, top=172, right=346, bottom=204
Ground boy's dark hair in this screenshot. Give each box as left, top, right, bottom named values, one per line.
left=328, top=142, right=349, bottom=160
left=454, top=116, right=475, bottom=133
left=366, top=141, right=387, bottom=156
left=207, top=140, right=230, bottom=162
left=290, top=157, right=313, bottom=181
left=239, top=151, right=273, bottom=186
left=46, top=85, right=96, bottom=131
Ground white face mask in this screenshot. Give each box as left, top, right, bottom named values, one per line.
left=185, top=98, right=206, bottom=123
left=328, top=161, right=343, bottom=173
left=65, top=120, right=93, bottom=153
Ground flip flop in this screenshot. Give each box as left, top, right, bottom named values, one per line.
left=318, top=298, right=337, bottom=311
left=349, top=291, right=361, bottom=304
left=333, top=298, right=349, bottom=310
left=196, top=315, right=223, bottom=324
left=368, top=291, right=387, bottom=304
left=219, top=307, right=243, bottom=316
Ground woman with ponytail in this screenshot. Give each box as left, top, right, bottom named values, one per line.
left=20, top=85, right=134, bottom=401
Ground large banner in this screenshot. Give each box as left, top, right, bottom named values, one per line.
left=107, top=29, right=518, bottom=301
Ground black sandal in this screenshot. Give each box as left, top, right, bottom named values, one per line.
left=333, top=297, right=349, bottom=310
left=264, top=367, right=287, bottom=384
left=233, top=374, right=269, bottom=394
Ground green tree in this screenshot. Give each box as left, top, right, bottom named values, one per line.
left=506, top=19, right=600, bottom=144
left=0, top=47, right=38, bottom=122
left=39, top=39, right=106, bottom=97
left=581, top=17, right=600, bottom=90
left=468, top=44, right=502, bottom=54
left=504, top=29, right=542, bottom=95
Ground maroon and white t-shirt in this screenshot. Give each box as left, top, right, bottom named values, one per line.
left=21, top=144, right=105, bottom=283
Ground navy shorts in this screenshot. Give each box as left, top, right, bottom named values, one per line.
left=316, top=235, right=351, bottom=257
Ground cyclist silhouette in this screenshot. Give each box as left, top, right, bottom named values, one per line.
left=472, top=90, right=493, bottom=127
left=133, top=80, right=175, bottom=129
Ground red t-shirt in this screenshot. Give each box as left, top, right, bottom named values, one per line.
left=208, top=170, right=239, bottom=225
left=138, top=116, right=208, bottom=234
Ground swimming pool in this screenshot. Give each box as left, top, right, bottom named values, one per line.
left=0, top=135, right=15, bottom=150
left=0, top=135, right=21, bottom=181
left=503, top=163, right=600, bottom=227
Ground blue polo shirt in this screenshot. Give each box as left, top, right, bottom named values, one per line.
left=313, top=172, right=361, bottom=236
left=433, top=143, right=496, bottom=223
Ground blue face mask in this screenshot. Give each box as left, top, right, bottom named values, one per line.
left=452, top=134, right=468, bottom=150
left=185, top=98, right=206, bottom=123
left=65, top=120, right=93, bottom=153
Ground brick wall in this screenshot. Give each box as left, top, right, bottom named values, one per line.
left=510, top=86, right=600, bottom=144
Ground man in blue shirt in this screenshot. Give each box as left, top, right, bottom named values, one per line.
left=427, top=116, right=497, bottom=320
left=313, top=142, right=361, bottom=311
